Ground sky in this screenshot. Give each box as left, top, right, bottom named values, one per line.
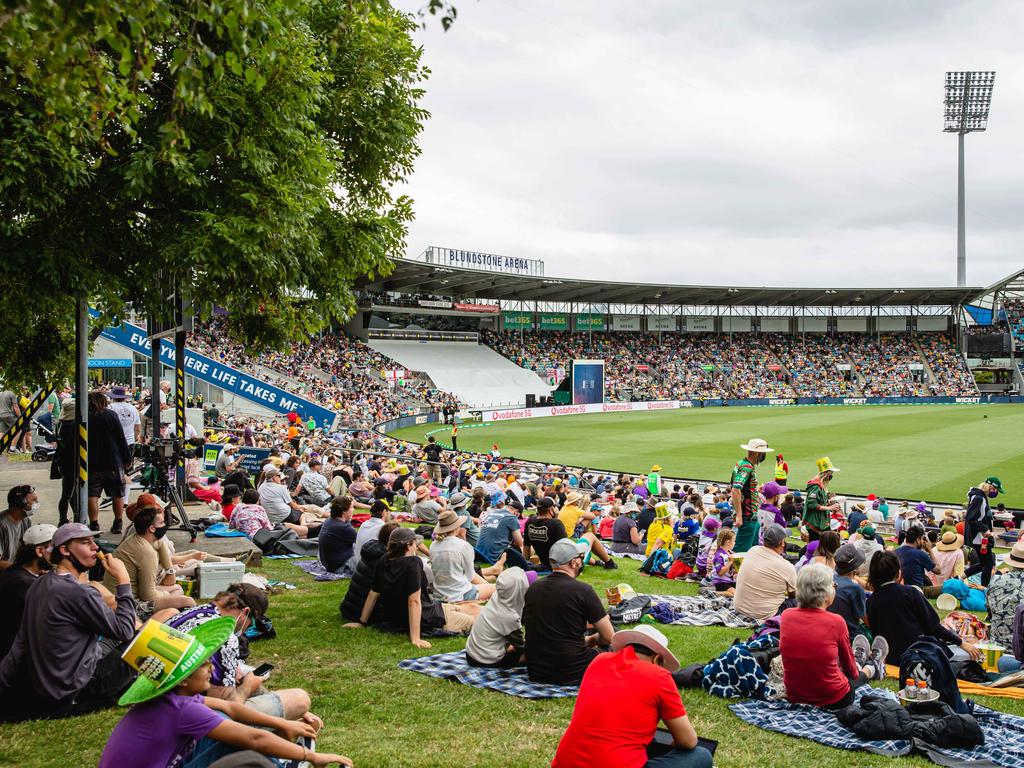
left=393, top=0, right=1024, bottom=289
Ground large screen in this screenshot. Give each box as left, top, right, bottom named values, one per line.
left=572, top=359, right=605, bottom=405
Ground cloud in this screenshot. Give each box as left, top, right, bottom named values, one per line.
left=395, top=0, right=1024, bottom=288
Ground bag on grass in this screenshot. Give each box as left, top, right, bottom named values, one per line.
left=640, top=548, right=672, bottom=577
left=608, top=595, right=653, bottom=626
left=899, top=637, right=970, bottom=714
left=701, top=635, right=778, bottom=700
left=941, top=609, right=987, bottom=644
left=666, top=559, right=692, bottom=580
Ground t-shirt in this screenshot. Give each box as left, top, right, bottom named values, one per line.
left=98, top=693, right=225, bottom=768
left=353, top=517, right=385, bottom=566
left=0, top=565, right=37, bottom=659
left=108, top=401, right=141, bottom=446
left=896, top=545, right=935, bottom=588
left=412, top=499, right=442, bottom=525
left=828, top=574, right=867, bottom=638
left=214, top=450, right=235, bottom=478
left=552, top=647, right=686, bottom=768
left=429, top=535, right=476, bottom=601
left=476, top=509, right=521, bottom=563
left=847, top=510, right=867, bottom=532
left=524, top=517, right=568, bottom=570
left=231, top=503, right=272, bottom=539
left=166, top=605, right=240, bottom=687
left=299, top=471, right=332, bottom=505
left=370, top=555, right=445, bottom=632
left=674, top=518, right=700, bottom=540
left=730, top=457, right=757, bottom=522
left=523, top=572, right=606, bottom=685
left=423, top=443, right=444, bottom=463
left=988, top=569, right=1024, bottom=647
left=104, top=533, right=161, bottom=601
left=733, top=545, right=797, bottom=621
left=612, top=515, right=638, bottom=543
left=258, top=482, right=295, bottom=525
left=645, top=520, right=675, bottom=557
left=319, top=517, right=357, bottom=573
left=0, top=511, right=31, bottom=563
left=780, top=608, right=858, bottom=707
left=558, top=504, right=586, bottom=536
left=0, top=391, right=17, bottom=420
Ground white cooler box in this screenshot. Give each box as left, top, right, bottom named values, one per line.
left=198, top=561, right=245, bottom=599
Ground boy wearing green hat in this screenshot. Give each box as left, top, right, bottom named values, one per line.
left=99, top=618, right=351, bottom=767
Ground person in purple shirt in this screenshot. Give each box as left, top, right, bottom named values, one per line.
left=99, top=617, right=350, bottom=767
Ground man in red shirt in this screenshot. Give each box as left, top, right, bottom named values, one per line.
left=552, top=626, right=712, bottom=768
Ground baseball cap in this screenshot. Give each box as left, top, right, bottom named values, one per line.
left=389, top=527, right=417, bottom=547
left=548, top=538, right=589, bottom=566
left=834, top=543, right=865, bottom=575
left=52, top=522, right=101, bottom=550
left=986, top=476, right=1005, bottom=494
left=23, top=523, right=57, bottom=547
left=536, top=497, right=556, bottom=511
left=761, top=524, right=788, bottom=548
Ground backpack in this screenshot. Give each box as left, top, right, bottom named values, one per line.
left=666, top=559, right=693, bottom=580
left=701, top=635, right=779, bottom=699
left=608, top=595, right=653, bottom=626
left=640, top=548, right=672, bottom=577
left=899, top=637, right=971, bottom=714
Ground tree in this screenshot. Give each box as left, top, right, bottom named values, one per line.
left=0, top=0, right=428, bottom=387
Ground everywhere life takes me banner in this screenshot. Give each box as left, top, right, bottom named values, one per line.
left=97, top=317, right=336, bottom=427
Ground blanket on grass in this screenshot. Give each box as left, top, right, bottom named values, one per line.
left=644, top=594, right=757, bottom=628
left=731, top=686, right=1024, bottom=768
left=884, top=664, right=1024, bottom=702
left=608, top=551, right=647, bottom=561
left=292, top=559, right=350, bottom=581
left=398, top=651, right=579, bottom=699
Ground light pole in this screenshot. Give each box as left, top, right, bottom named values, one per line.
left=944, top=71, right=995, bottom=287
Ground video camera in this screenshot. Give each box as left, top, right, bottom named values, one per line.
left=140, top=436, right=206, bottom=464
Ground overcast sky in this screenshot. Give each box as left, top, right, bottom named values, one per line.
left=393, top=1, right=1024, bottom=289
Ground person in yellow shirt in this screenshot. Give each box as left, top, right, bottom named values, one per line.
left=645, top=502, right=676, bottom=558
left=556, top=491, right=618, bottom=570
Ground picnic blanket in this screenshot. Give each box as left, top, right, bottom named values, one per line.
left=644, top=594, right=757, bottom=628
left=203, top=523, right=247, bottom=538
left=731, top=686, right=1024, bottom=768
left=398, top=650, right=579, bottom=699
left=608, top=551, right=647, bottom=561
left=885, top=664, right=1024, bottom=702
left=292, top=559, right=350, bottom=582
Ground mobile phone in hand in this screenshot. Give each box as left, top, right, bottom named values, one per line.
left=252, top=662, right=274, bottom=678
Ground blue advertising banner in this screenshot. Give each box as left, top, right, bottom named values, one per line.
left=202, top=444, right=271, bottom=475
left=88, top=358, right=132, bottom=369
left=96, top=315, right=336, bottom=427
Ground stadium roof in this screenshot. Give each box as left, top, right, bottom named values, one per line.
left=358, top=258, right=985, bottom=307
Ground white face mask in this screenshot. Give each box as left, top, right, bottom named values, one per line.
left=28, top=502, right=39, bottom=516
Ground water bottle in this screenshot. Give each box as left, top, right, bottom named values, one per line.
left=903, top=678, right=917, bottom=700
left=917, top=680, right=930, bottom=699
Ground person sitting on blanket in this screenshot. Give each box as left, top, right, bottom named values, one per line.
left=865, top=550, right=983, bottom=666
left=431, top=508, right=498, bottom=602
left=827, top=543, right=870, bottom=641
left=733, top=524, right=797, bottom=622
left=465, top=567, right=537, bottom=668
left=319, top=496, right=357, bottom=576
left=554, top=492, right=618, bottom=570
left=707, top=529, right=737, bottom=596
left=523, top=538, right=615, bottom=685
left=353, top=527, right=480, bottom=649
left=552, top=625, right=712, bottom=768
left=610, top=502, right=645, bottom=555
left=97, top=618, right=352, bottom=768
left=780, top=564, right=888, bottom=710
left=167, top=583, right=314, bottom=720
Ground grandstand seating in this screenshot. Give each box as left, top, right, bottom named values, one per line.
left=1005, top=298, right=1024, bottom=344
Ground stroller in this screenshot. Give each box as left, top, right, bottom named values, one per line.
left=31, top=418, right=57, bottom=463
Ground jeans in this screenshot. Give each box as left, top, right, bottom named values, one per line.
left=998, top=656, right=1024, bottom=673
left=184, top=739, right=285, bottom=768
left=644, top=746, right=713, bottom=768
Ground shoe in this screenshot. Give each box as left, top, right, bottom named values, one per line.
left=603, top=558, right=618, bottom=570
left=869, top=636, right=890, bottom=680
left=88, top=520, right=100, bottom=532
left=852, top=634, right=871, bottom=668
left=110, top=519, right=123, bottom=535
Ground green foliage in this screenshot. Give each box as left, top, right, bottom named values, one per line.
left=0, top=0, right=428, bottom=386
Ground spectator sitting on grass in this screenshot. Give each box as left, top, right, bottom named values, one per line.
left=524, top=538, right=614, bottom=686
left=0, top=523, right=56, bottom=660
left=353, top=527, right=480, bottom=649
left=430, top=508, right=498, bottom=602
left=319, top=496, right=357, bottom=576
left=465, top=567, right=534, bottom=669
left=97, top=618, right=351, bottom=767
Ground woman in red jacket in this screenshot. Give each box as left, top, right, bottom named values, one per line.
left=780, top=564, right=888, bottom=709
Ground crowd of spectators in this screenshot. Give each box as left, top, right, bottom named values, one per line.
left=1004, top=298, right=1024, bottom=344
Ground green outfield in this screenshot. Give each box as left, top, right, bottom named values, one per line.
left=390, top=404, right=1024, bottom=506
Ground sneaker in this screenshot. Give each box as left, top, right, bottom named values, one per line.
left=852, top=634, right=871, bottom=668
left=110, top=519, right=123, bottom=535
left=869, top=635, right=890, bottom=680
left=88, top=520, right=100, bottom=532
left=603, top=558, right=618, bottom=570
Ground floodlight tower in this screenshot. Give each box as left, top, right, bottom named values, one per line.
left=944, top=70, right=995, bottom=287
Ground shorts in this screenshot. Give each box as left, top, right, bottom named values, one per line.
left=713, top=581, right=735, bottom=592
left=244, top=692, right=284, bottom=717
left=460, top=586, right=480, bottom=601
left=441, top=602, right=475, bottom=634
left=89, top=470, right=126, bottom=499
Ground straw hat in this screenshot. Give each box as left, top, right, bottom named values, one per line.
left=415, top=485, right=431, bottom=501
left=610, top=625, right=679, bottom=672
left=936, top=531, right=964, bottom=552
left=740, top=438, right=772, bottom=453
left=565, top=491, right=584, bottom=507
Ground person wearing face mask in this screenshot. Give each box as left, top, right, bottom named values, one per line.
left=103, top=506, right=196, bottom=619
left=964, top=475, right=1004, bottom=587
left=166, top=583, right=317, bottom=721
left=731, top=440, right=773, bottom=553
left=0, top=523, right=56, bottom=659
left=523, top=538, right=615, bottom=686
left=0, top=484, right=39, bottom=570
left=0, top=522, right=138, bottom=721
left=801, top=457, right=843, bottom=543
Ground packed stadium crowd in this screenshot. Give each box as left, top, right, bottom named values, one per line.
left=483, top=330, right=976, bottom=401
left=1004, top=298, right=1024, bottom=344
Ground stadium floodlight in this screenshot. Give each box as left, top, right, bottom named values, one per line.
left=944, top=70, right=995, bottom=288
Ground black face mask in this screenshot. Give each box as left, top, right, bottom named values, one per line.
left=63, top=547, right=91, bottom=574
left=153, top=526, right=169, bottom=540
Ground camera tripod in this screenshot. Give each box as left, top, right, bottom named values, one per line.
left=140, top=458, right=198, bottom=542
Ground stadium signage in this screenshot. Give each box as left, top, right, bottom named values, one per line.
left=418, top=299, right=452, bottom=309
left=955, top=396, right=981, bottom=404
left=575, top=314, right=606, bottom=331
left=430, top=247, right=543, bottom=276
left=842, top=398, right=867, bottom=405
left=502, top=311, right=534, bottom=329
left=88, top=358, right=132, bottom=369
left=482, top=400, right=684, bottom=422
left=454, top=302, right=499, bottom=314
left=601, top=402, right=633, bottom=412
left=98, top=317, right=336, bottom=427
left=540, top=313, right=569, bottom=331
left=768, top=398, right=796, bottom=406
